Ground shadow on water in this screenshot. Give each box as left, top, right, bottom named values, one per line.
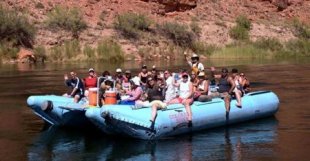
left=28, top=117, right=278, bottom=161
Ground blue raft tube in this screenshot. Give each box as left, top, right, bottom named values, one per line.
left=85, top=91, right=280, bottom=140
left=26, top=77, right=111, bottom=128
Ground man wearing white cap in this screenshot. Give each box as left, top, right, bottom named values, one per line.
left=115, top=68, right=123, bottom=85
left=184, top=53, right=205, bottom=75
left=84, top=68, right=97, bottom=90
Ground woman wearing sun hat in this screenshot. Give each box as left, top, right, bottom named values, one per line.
left=193, top=72, right=212, bottom=102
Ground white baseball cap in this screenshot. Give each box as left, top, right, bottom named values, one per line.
left=116, top=68, right=122, bottom=73
left=88, top=68, right=95, bottom=72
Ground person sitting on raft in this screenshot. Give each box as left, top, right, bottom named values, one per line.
left=239, top=72, right=250, bottom=93
left=83, top=68, right=97, bottom=96
left=64, top=71, right=85, bottom=103
left=120, top=77, right=143, bottom=105
left=168, top=73, right=194, bottom=127
left=163, top=70, right=176, bottom=103
left=143, top=77, right=166, bottom=130
left=139, top=65, right=151, bottom=91
left=231, top=68, right=243, bottom=107
left=190, top=71, right=199, bottom=88
left=121, top=70, right=132, bottom=92
left=100, top=79, right=114, bottom=105
left=184, top=53, right=205, bottom=75
left=193, top=72, right=212, bottom=102
left=210, top=67, right=236, bottom=116
left=115, top=68, right=123, bottom=85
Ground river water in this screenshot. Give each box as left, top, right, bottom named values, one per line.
left=0, top=58, right=310, bottom=161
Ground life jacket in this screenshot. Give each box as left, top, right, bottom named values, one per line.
left=84, top=76, right=97, bottom=89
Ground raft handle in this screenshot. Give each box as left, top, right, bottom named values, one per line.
left=248, top=90, right=271, bottom=96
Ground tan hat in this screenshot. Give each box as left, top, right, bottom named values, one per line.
left=191, top=53, right=199, bottom=58
left=198, top=72, right=205, bottom=77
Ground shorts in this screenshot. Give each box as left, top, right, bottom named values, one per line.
left=150, top=100, right=167, bottom=109
left=210, top=92, right=231, bottom=99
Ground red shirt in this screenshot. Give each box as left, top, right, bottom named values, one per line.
left=84, top=76, right=97, bottom=89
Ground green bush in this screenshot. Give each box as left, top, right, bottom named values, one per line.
left=33, top=46, right=47, bottom=62
left=190, top=21, right=202, bottom=36
left=191, top=41, right=216, bottom=56
left=83, top=45, right=96, bottom=59
left=0, top=44, right=19, bottom=60
left=211, top=44, right=266, bottom=58
left=285, top=39, right=310, bottom=56
left=63, top=40, right=80, bottom=59
left=49, top=45, right=63, bottom=61
left=252, top=38, right=283, bottom=52
left=229, top=25, right=249, bottom=40
left=229, top=15, right=251, bottom=41
left=97, top=39, right=124, bottom=62
left=46, top=6, right=87, bottom=38
left=114, top=12, right=151, bottom=39
left=157, top=21, right=196, bottom=47
left=293, top=19, right=310, bottom=40
left=236, top=15, right=251, bottom=30
left=0, top=6, right=35, bottom=48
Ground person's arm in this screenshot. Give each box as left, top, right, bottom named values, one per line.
left=186, top=82, right=194, bottom=99
left=202, top=80, right=209, bottom=95
left=172, top=76, right=180, bottom=87
left=210, top=67, right=221, bottom=79
left=228, top=77, right=236, bottom=95
left=64, top=74, right=70, bottom=86
left=127, top=87, right=142, bottom=101
left=183, top=52, right=192, bottom=67
left=198, top=63, right=205, bottom=72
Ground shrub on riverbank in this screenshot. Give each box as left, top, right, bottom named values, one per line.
left=191, top=41, right=216, bottom=56
left=157, top=21, right=196, bottom=48
left=211, top=43, right=267, bottom=59
left=284, top=39, right=310, bottom=57
left=114, top=13, right=152, bottom=39
left=33, top=46, right=47, bottom=62
left=229, top=16, right=251, bottom=41
left=293, top=19, right=310, bottom=40
left=0, top=6, right=35, bottom=48
left=46, top=6, right=87, bottom=38
left=252, top=38, right=283, bottom=52
left=0, top=45, right=19, bottom=61
left=97, top=39, right=124, bottom=62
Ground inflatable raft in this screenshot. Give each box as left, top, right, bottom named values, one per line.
left=85, top=91, right=279, bottom=140
left=27, top=95, right=93, bottom=128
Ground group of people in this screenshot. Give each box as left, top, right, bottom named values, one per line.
left=63, top=53, right=250, bottom=130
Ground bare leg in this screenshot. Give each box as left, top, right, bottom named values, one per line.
left=224, top=95, right=231, bottom=112
left=150, top=103, right=158, bottom=122
left=74, top=95, right=80, bottom=103
left=235, top=90, right=242, bottom=107
left=183, top=99, right=192, bottom=121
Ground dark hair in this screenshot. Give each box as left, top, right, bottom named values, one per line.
left=222, top=68, right=228, bottom=73
left=231, top=68, right=238, bottom=73
left=102, top=71, right=110, bottom=77
left=182, top=74, right=189, bottom=79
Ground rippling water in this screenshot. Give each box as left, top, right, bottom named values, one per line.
left=0, top=58, right=310, bottom=161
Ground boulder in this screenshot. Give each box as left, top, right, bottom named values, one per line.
left=17, top=48, right=36, bottom=63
